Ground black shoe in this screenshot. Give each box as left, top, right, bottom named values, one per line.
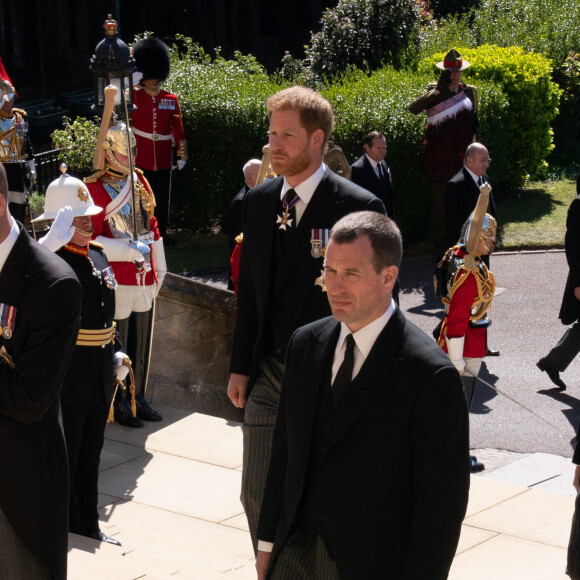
left=486, top=348, right=500, bottom=357
left=90, top=530, right=121, bottom=546
left=136, top=394, right=163, bottom=422
left=537, top=359, right=566, bottom=390
left=114, top=400, right=144, bottom=428
left=470, top=457, right=485, bottom=472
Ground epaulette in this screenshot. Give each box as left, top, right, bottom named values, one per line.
left=84, top=170, right=106, bottom=183
left=135, top=167, right=144, bottom=177
left=89, top=240, right=104, bottom=250
left=12, top=107, right=27, bottom=117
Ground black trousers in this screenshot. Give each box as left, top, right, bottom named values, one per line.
left=61, top=401, right=110, bottom=536
left=143, top=168, right=171, bottom=238
left=544, top=321, right=580, bottom=372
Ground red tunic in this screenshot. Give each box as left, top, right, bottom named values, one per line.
left=131, top=85, right=187, bottom=171
left=438, top=250, right=487, bottom=358
left=87, top=175, right=160, bottom=287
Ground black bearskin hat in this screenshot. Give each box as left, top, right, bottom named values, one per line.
left=133, top=37, right=170, bottom=82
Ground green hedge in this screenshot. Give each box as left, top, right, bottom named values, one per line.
left=418, top=45, right=561, bottom=188
left=321, top=67, right=509, bottom=245
left=167, top=37, right=286, bottom=232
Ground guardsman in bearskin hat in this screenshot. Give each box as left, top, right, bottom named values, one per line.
left=435, top=182, right=496, bottom=473
left=131, top=36, right=187, bottom=245
left=85, top=85, right=166, bottom=428
left=34, top=166, right=129, bottom=545
left=409, top=49, right=478, bottom=249
left=0, top=58, right=36, bottom=223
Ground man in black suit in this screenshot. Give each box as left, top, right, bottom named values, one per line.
left=0, top=162, right=81, bottom=580
left=256, top=211, right=469, bottom=579
left=226, top=86, right=385, bottom=550
left=350, top=131, right=395, bottom=220
left=443, top=142, right=497, bottom=251
left=537, top=174, right=580, bottom=390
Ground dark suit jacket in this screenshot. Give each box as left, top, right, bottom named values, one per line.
left=0, top=226, right=81, bottom=580
left=229, top=170, right=385, bottom=384
left=258, top=309, right=470, bottom=579
left=559, top=196, right=580, bottom=324
left=443, top=166, right=497, bottom=248
left=227, top=184, right=250, bottom=258
left=350, top=154, right=395, bottom=220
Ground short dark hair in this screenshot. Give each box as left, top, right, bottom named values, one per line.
left=0, top=163, right=7, bottom=200
left=363, top=131, right=385, bottom=148
left=267, top=86, right=335, bottom=152
left=330, top=211, right=402, bottom=272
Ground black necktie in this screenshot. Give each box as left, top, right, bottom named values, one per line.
left=282, top=188, right=298, bottom=227
left=376, top=163, right=383, bottom=180
left=478, top=176, right=484, bottom=186
left=332, top=334, right=355, bottom=406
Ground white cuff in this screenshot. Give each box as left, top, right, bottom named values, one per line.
left=257, top=540, right=274, bottom=553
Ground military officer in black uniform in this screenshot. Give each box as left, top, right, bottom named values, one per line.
left=34, top=166, right=130, bottom=546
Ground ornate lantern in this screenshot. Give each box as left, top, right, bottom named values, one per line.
left=89, top=15, right=136, bottom=115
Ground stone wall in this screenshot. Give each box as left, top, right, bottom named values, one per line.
left=147, top=272, right=244, bottom=423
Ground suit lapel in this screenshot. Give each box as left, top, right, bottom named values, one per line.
left=324, top=308, right=407, bottom=453
left=293, top=320, right=341, bottom=447
left=246, top=178, right=282, bottom=300
left=0, top=228, right=30, bottom=305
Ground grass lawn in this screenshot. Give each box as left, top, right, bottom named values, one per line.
left=498, top=176, right=576, bottom=251
left=164, top=176, right=578, bottom=274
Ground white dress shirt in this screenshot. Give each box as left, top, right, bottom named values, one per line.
left=0, top=218, right=19, bottom=274
left=279, top=163, right=326, bottom=224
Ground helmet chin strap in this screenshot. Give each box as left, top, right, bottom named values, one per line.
left=74, top=226, right=92, bottom=238
left=105, top=151, right=131, bottom=174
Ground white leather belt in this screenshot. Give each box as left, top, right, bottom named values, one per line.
left=133, top=127, right=172, bottom=141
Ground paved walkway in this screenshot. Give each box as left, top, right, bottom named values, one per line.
left=68, top=407, right=576, bottom=579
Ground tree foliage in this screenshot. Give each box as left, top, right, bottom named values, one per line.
left=305, top=0, right=419, bottom=81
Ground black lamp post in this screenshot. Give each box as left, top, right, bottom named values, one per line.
left=89, top=14, right=136, bottom=116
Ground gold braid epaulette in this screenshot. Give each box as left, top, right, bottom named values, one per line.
left=445, top=256, right=495, bottom=322
left=84, top=170, right=106, bottom=184
left=89, top=240, right=104, bottom=250
left=135, top=168, right=156, bottom=219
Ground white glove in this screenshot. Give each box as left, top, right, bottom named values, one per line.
left=96, top=235, right=147, bottom=263
left=445, top=336, right=466, bottom=374
left=114, top=351, right=130, bottom=381
left=39, top=206, right=75, bottom=252
left=176, top=159, right=186, bottom=170
left=152, top=238, right=167, bottom=297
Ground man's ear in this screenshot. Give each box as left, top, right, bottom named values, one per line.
left=382, top=265, right=399, bottom=294
left=310, top=129, right=325, bottom=150
left=0, top=194, right=7, bottom=218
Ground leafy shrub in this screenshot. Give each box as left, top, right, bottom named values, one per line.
left=305, top=0, right=420, bottom=80
left=419, top=45, right=561, bottom=188
left=321, top=67, right=509, bottom=244
left=166, top=37, right=285, bottom=231
left=51, top=116, right=100, bottom=174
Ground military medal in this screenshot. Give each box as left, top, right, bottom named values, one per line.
left=276, top=189, right=299, bottom=230
left=0, top=302, right=17, bottom=339
left=310, top=228, right=331, bottom=258
left=102, top=266, right=119, bottom=290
